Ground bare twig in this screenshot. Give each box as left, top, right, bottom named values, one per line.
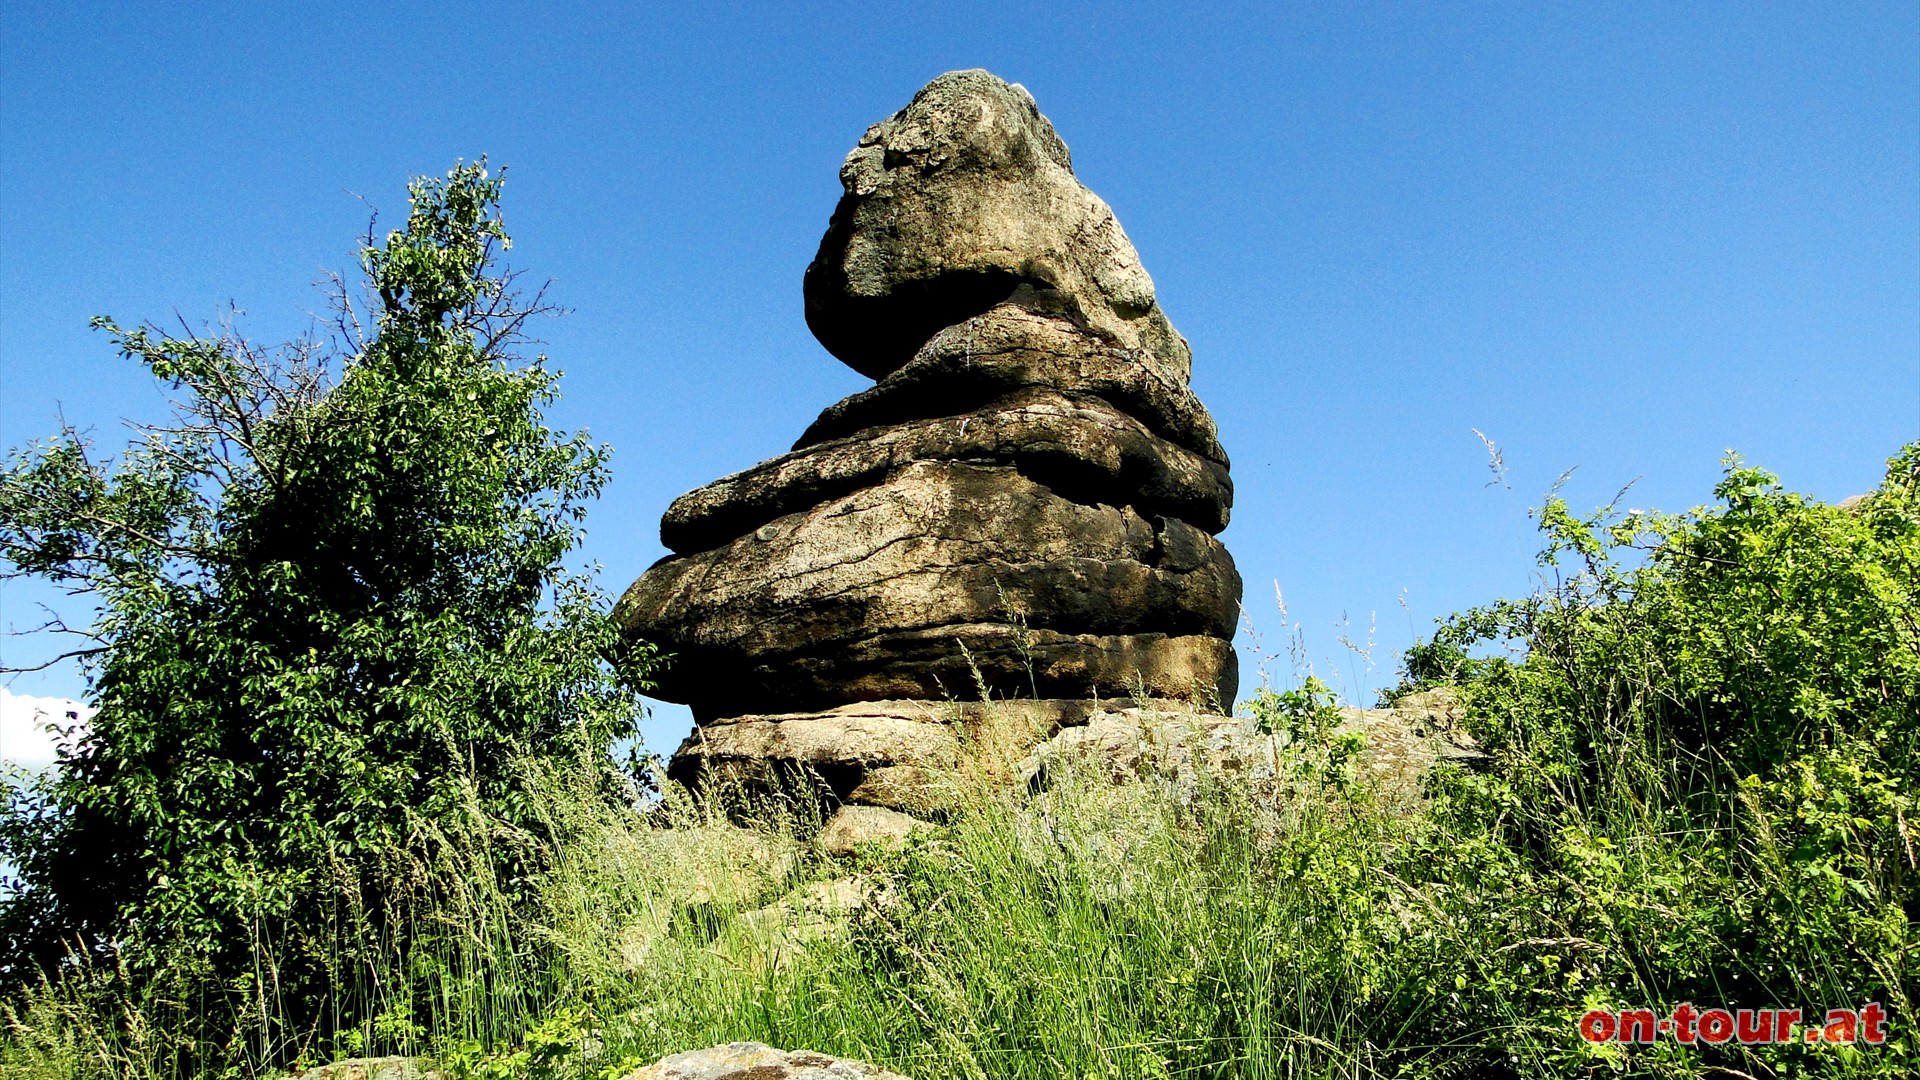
left=1471, top=428, right=1509, bottom=489
left=1, top=646, right=109, bottom=674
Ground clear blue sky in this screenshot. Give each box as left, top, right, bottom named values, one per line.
left=3, top=2, right=1916, bottom=755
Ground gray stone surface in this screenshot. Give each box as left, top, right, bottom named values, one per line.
left=798, top=305, right=1226, bottom=466
left=667, top=701, right=967, bottom=795
left=285, top=1060, right=443, bottom=1080
left=662, top=385, right=1230, bottom=552
left=1019, top=690, right=1485, bottom=800
left=844, top=764, right=950, bottom=814
left=737, top=876, right=892, bottom=950
left=619, top=1042, right=910, bottom=1080
left=816, top=805, right=932, bottom=856
left=804, top=69, right=1189, bottom=385
left=669, top=698, right=1103, bottom=809
left=667, top=691, right=1481, bottom=819
left=618, top=460, right=1239, bottom=718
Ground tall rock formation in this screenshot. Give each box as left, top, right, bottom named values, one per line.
left=616, top=70, right=1241, bottom=809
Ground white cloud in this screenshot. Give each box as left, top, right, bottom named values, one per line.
left=1, top=687, right=92, bottom=772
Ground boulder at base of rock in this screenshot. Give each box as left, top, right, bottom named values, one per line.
left=287, top=1059, right=444, bottom=1080
left=1019, top=691, right=1484, bottom=801
left=620, top=1042, right=911, bottom=1080
left=668, top=698, right=1111, bottom=811
left=817, top=804, right=933, bottom=856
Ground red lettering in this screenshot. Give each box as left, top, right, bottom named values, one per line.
left=1776, top=1007, right=1803, bottom=1042
left=1579, top=1010, right=1617, bottom=1043
left=1672, top=1003, right=1699, bottom=1044
left=1567, top=1003, right=1863, bottom=1046
left=1861, top=1002, right=1888, bottom=1044
left=1618, top=1009, right=1657, bottom=1043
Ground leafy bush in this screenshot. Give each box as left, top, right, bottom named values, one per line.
left=0, top=163, right=650, bottom=1067
left=1394, top=445, right=1918, bottom=1076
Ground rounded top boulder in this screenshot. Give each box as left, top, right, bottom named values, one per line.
left=803, top=69, right=1191, bottom=383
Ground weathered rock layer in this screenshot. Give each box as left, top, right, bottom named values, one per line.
left=617, top=70, right=1243, bottom=809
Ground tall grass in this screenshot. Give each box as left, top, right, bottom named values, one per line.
left=7, top=693, right=1909, bottom=1079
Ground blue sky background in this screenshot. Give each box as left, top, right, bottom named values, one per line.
left=3, top=2, right=1916, bottom=757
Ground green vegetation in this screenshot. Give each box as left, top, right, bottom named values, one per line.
left=2, top=166, right=1913, bottom=1080
left=0, top=164, right=650, bottom=1070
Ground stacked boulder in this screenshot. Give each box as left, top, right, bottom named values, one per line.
left=616, top=70, right=1241, bottom=813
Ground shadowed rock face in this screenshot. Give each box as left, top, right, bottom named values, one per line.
left=617, top=70, right=1242, bottom=806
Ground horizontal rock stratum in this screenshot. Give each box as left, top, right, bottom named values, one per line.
left=617, top=70, right=1242, bottom=810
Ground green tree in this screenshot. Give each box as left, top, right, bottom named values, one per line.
left=0, top=163, right=650, bottom=1030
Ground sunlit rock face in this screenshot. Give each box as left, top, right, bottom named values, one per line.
left=617, top=69, right=1241, bottom=809
left=802, top=69, right=1193, bottom=386
left=617, top=1042, right=911, bottom=1080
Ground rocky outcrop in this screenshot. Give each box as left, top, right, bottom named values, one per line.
left=617, top=70, right=1241, bottom=812
left=619, top=1043, right=910, bottom=1080
left=665, top=691, right=1483, bottom=821
left=666, top=698, right=1085, bottom=813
